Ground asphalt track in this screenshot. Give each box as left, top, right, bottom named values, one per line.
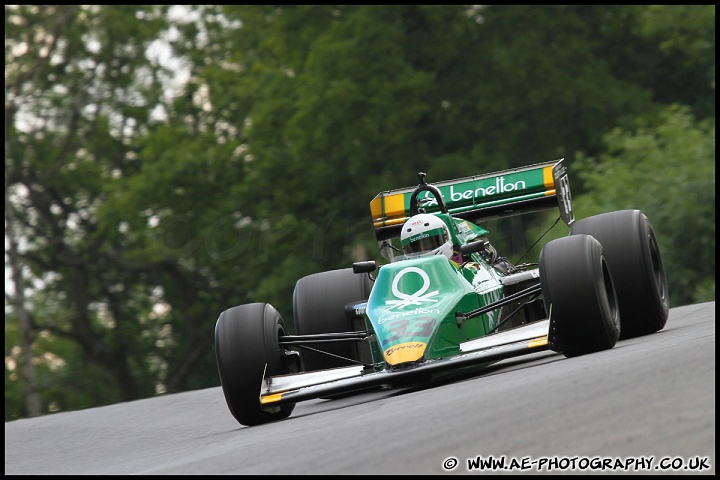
left=5, top=302, right=715, bottom=475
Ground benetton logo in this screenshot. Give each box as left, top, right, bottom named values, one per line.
left=384, top=267, right=439, bottom=311
left=419, top=176, right=527, bottom=205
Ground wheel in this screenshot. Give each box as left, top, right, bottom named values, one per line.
left=293, top=268, right=372, bottom=371
left=539, top=234, right=620, bottom=357
left=570, top=210, right=669, bottom=339
left=215, top=303, right=297, bottom=426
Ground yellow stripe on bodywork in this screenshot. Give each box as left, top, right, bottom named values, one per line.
left=260, top=392, right=283, bottom=405
left=543, top=166, right=557, bottom=197
left=370, top=197, right=383, bottom=222
left=383, top=193, right=407, bottom=225
left=373, top=192, right=408, bottom=228
left=528, top=336, right=548, bottom=348
left=543, top=165, right=554, bottom=189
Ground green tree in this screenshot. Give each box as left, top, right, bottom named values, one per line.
left=5, top=5, right=181, bottom=414
left=633, top=5, right=715, bottom=119
left=205, top=5, right=686, bottom=280
left=5, top=5, right=715, bottom=420
left=572, top=105, right=715, bottom=306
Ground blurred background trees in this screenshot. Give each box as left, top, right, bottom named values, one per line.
left=5, top=5, right=714, bottom=420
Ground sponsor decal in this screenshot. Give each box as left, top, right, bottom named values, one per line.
left=449, top=178, right=527, bottom=201
left=378, top=307, right=441, bottom=325
left=556, top=172, right=574, bottom=223
left=419, top=176, right=528, bottom=206
left=402, top=227, right=446, bottom=248
left=384, top=341, right=427, bottom=365
left=384, top=267, right=439, bottom=311
left=483, top=288, right=503, bottom=331
left=487, top=310, right=498, bottom=331
left=408, top=232, right=429, bottom=243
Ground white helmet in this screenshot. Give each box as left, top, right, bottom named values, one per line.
left=400, top=214, right=453, bottom=259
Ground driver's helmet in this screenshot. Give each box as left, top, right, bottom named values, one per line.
left=400, top=213, right=453, bottom=259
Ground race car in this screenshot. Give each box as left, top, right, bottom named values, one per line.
left=214, top=159, right=670, bottom=426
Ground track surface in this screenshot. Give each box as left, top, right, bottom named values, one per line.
left=5, top=302, right=715, bottom=475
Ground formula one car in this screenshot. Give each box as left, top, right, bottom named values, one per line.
left=215, top=159, right=670, bottom=426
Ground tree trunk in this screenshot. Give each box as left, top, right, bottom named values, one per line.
left=5, top=162, right=42, bottom=417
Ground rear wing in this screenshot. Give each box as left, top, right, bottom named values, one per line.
left=370, top=158, right=574, bottom=242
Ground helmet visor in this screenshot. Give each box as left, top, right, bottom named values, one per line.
left=402, top=227, right=448, bottom=254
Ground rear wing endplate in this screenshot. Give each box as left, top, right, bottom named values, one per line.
left=370, top=159, right=574, bottom=241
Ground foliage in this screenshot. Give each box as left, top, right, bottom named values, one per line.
left=5, top=5, right=715, bottom=420
left=572, top=105, right=715, bottom=306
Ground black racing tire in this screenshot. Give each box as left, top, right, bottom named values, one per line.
left=539, top=234, right=620, bottom=358
left=293, top=268, right=372, bottom=371
left=215, top=303, right=296, bottom=426
left=570, top=210, right=669, bottom=339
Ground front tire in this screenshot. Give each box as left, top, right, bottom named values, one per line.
left=570, top=210, right=669, bottom=338
left=540, top=234, right=620, bottom=357
left=215, top=303, right=296, bottom=426
left=293, top=268, right=372, bottom=371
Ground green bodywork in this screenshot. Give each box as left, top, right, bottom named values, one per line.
left=365, top=255, right=503, bottom=366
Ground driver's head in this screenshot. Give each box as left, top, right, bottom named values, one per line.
left=400, top=214, right=453, bottom=259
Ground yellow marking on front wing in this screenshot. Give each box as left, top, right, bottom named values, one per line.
left=528, top=336, right=548, bottom=348
left=260, top=393, right=283, bottom=405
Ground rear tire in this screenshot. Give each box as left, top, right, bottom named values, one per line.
left=540, top=235, right=620, bottom=357
left=215, top=303, right=296, bottom=426
left=293, top=268, right=372, bottom=371
left=570, top=210, right=669, bottom=338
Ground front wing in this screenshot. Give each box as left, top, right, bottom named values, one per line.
left=260, top=319, right=551, bottom=407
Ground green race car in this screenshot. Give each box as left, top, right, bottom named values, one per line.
left=215, top=159, right=670, bottom=426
